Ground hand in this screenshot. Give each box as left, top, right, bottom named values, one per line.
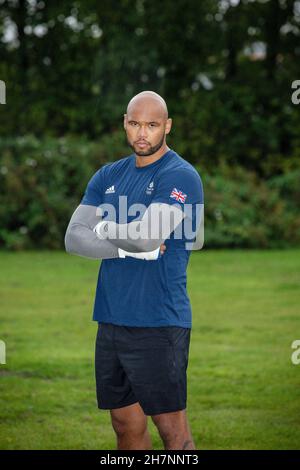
left=93, top=220, right=109, bottom=239
left=118, top=244, right=166, bottom=261
left=160, top=243, right=166, bottom=255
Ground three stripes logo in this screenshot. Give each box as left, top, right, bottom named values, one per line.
left=105, top=185, right=115, bottom=194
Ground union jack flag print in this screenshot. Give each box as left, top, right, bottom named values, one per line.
left=170, top=187, right=187, bottom=203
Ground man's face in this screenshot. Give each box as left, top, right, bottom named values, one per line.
left=124, top=100, right=172, bottom=156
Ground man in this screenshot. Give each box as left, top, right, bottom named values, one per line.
left=65, top=91, right=204, bottom=450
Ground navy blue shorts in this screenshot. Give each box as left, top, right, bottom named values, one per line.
left=95, top=322, right=191, bottom=416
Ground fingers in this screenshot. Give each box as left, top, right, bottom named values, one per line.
left=160, top=243, right=166, bottom=255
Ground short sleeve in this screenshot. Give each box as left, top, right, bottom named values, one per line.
left=80, top=168, right=104, bottom=206
left=152, top=169, right=204, bottom=207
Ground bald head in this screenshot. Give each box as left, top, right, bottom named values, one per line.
left=126, top=91, right=168, bottom=120
left=124, top=90, right=172, bottom=158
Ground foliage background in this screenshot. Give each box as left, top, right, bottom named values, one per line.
left=0, top=0, right=300, bottom=452
left=0, top=0, right=300, bottom=249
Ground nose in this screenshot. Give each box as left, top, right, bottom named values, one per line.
left=137, top=125, right=148, bottom=139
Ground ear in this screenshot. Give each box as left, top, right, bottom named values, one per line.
left=123, top=114, right=127, bottom=130
left=165, top=118, right=172, bottom=135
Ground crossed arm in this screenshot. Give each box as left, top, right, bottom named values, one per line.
left=64, top=203, right=185, bottom=260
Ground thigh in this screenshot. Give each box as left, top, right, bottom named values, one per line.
left=115, top=326, right=177, bottom=384
left=95, top=323, right=122, bottom=384
left=95, top=323, right=138, bottom=409
left=151, top=408, right=188, bottom=430
left=115, top=326, right=191, bottom=416
left=110, top=402, right=147, bottom=434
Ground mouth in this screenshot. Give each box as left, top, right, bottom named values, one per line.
left=136, top=142, right=149, bottom=149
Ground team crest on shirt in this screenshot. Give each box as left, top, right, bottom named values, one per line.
left=170, top=187, right=187, bottom=203
left=146, top=181, right=154, bottom=195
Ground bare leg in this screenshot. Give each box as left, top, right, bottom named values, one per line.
left=151, top=409, right=196, bottom=450
left=110, top=402, right=153, bottom=450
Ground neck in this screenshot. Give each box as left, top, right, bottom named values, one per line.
left=135, top=144, right=170, bottom=168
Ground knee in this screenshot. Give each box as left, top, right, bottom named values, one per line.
left=111, top=415, right=147, bottom=438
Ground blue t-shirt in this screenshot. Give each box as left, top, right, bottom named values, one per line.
left=81, top=148, right=204, bottom=328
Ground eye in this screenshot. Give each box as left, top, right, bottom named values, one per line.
left=149, top=123, right=157, bottom=128
left=130, top=122, right=138, bottom=126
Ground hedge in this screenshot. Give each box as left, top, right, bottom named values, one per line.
left=0, top=135, right=299, bottom=250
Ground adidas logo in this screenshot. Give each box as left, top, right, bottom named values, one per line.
left=105, top=185, right=115, bottom=194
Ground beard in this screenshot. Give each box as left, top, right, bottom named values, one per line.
left=127, top=133, right=165, bottom=156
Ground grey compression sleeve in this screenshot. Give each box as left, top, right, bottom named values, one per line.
left=64, top=204, right=119, bottom=260
left=93, top=202, right=185, bottom=252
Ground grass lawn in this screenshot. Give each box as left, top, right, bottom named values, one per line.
left=0, top=249, right=299, bottom=450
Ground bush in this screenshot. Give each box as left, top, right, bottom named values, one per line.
left=0, top=134, right=126, bottom=249
left=198, top=162, right=300, bottom=248
left=0, top=135, right=299, bottom=250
